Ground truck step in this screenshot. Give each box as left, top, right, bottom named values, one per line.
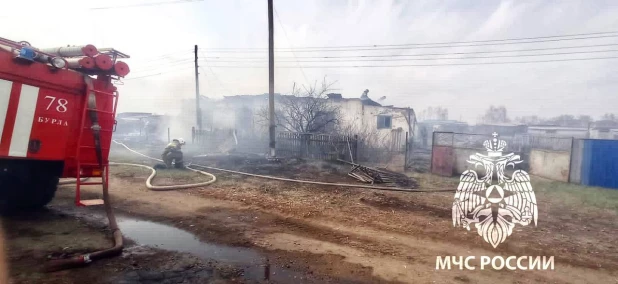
left=79, top=199, right=105, bottom=206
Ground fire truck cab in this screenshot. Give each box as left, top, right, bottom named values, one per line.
left=0, top=38, right=128, bottom=214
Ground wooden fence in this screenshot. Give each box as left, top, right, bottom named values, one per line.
left=276, top=132, right=358, bottom=161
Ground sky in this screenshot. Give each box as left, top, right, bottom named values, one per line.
left=2, top=0, right=618, bottom=123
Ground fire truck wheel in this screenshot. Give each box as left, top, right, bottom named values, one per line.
left=23, top=175, right=59, bottom=211
left=0, top=160, right=61, bottom=215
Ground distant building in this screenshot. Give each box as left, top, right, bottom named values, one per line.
left=416, top=120, right=469, bottom=148
left=114, top=112, right=171, bottom=143
left=526, top=121, right=618, bottom=140
left=590, top=120, right=618, bottom=140
left=527, top=125, right=590, bottom=138
left=470, top=123, right=528, bottom=137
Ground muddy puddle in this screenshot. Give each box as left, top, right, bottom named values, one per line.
left=117, top=217, right=304, bottom=282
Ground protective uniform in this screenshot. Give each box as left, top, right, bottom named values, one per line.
left=162, top=138, right=185, bottom=168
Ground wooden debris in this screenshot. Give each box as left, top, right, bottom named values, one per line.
left=338, top=159, right=418, bottom=188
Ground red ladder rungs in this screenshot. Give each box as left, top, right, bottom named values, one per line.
left=91, top=89, right=117, bottom=96
left=79, top=182, right=103, bottom=186
left=78, top=162, right=106, bottom=166
left=82, top=127, right=114, bottom=132
left=86, top=108, right=115, bottom=115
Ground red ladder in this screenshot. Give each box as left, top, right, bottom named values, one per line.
left=74, top=84, right=118, bottom=207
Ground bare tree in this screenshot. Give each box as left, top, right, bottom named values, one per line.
left=480, top=105, right=510, bottom=123
left=419, top=106, right=448, bottom=121
left=257, top=78, right=341, bottom=133
left=515, top=115, right=540, bottom=125
left=601, top=113, right=617, bottom=121
left=577, top=115, right=594, bottom=126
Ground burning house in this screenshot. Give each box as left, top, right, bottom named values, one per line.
left=177, top=90, right=415, bottom=168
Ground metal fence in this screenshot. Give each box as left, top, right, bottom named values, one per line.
left=430, top=131, right=574, bottom=179
left=526, top=135, right=573, bottom=152
left=433, top=132, right=572, bottom=152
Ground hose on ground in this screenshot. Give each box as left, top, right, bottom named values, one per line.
left=58, top=166, right=216, bottom=190
left=110, top=141, right=217, bottom=190
left=113, top=141, right=453, bottom=193
left=189, top=164, right=452, bottom=193
left=45, top=167, right=124, bottom=272
left=109, top=162, right=216, bottom=190
left=46, top=157, right=216, bottom=272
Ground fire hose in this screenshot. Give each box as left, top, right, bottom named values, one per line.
left=46, top=135, right=450, bottom=271
left=113, top=141, right=453, bottom=193
left=107, top=162, right=216, bottom=191
left=47, top=164, right=216, bottom=272
left=45, top=77, right=122, bottom=272
left=47, top=149, right=216, bottom=271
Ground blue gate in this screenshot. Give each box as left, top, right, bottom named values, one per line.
left=581, top=139, right=618, bottom=189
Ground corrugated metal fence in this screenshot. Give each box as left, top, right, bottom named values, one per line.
left=576, top=139, right=618, bottom=189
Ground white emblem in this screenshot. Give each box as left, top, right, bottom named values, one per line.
left=452, top=132, right=538, bottom=248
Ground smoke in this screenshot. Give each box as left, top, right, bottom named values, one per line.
left=19, top=0, right=612, bottom=127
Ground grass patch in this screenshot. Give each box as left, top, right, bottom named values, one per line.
left=532, top=178, right=618, bottom=213
left=411, top=171, right=618, bottom=213
left=109, top=165, right=151, bottom=178
left=409, top=172, right=459, bottom=189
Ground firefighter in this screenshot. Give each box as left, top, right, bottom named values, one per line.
left=162, top=138, right=186, bottom=169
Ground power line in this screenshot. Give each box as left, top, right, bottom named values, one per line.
left=204, top=56, right=618, bottom=68
left=199, top=65, right=234, bottom=95
left=129, top=51, right=618, bottom=76
left=203, top=35, right=618, bottom=53
left=124, top=66, right=194, bottom=80
left=91, top=0, right=203, bottom=10
left=273, top=7, right=310, bottom=86
left=128, top=50, right=193, bottom=63
left=205, top=30, right=618, bottom=50
left=202, top=43, right=618, bottom=60
left=124, top=73, right=163, bottom=81
left=200, top=49, right=618, bottom=63
left=131, top=59, right=194, bottom=74
left=132, top=62, right=193, bottom=75
left=284, top=31, right=618, bottom=49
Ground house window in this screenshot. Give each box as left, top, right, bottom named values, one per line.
left=377, top=115, right=392, bottom=129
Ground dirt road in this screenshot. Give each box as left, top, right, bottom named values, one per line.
left=4, top=155, right=618, bottom=283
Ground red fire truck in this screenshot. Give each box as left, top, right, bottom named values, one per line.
left=0, top=37, right=129, bottom=214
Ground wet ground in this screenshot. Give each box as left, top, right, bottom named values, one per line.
left=116, top=216, right=304, bottom=283
left=4, top=206, right=343, bottom=284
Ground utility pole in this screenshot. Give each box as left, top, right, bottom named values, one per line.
left=268, top=0, right=276, bottom=157
left=194, top=44, right=202, bottom=131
